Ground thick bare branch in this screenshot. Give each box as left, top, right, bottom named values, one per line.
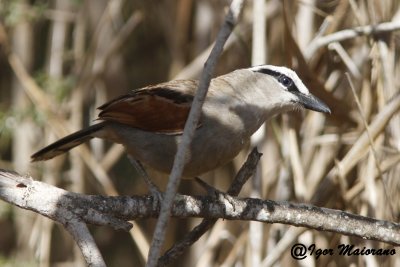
left=1, top=169, right=399, bottom=248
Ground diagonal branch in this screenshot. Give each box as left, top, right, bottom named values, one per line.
left=305, top=21, right=400, bottom=59
left=157, top=148, right=262, bottom=266
left=146, top=1, right=245, bottom=266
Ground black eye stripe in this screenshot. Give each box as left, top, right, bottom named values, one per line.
left=253, top=68, right=300, bottom=93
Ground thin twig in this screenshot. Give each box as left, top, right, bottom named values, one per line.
left=345, top=73, right=395, bottom=218
left=157, top=148, right=262, bottom=266
left=329, top=42, right=361, bottom=78
left=261, top=227, right=307, bottom=267
left=65, top=220, right=107, bottom=267
left=312, top=92, right=400, bottom=205
left=250, top=2, right=267, bottom=265
left=146, top=1, right=245, bottom=266
left=306, top=21, right=400, bottom=59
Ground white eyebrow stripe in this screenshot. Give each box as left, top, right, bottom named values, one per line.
left=249, top=65, right=310, bottom=95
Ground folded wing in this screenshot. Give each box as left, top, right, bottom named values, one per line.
left=98, top=80, right=199, bottom=134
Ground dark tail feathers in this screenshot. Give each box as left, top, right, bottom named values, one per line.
left=31, top=122, right=106, bottom=162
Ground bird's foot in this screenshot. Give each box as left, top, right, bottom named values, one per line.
left=194, top=177, right=225, bottom=200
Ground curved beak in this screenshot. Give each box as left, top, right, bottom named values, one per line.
left=293, top=92, right=331, bottom=114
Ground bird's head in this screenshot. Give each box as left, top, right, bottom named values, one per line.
left=247, top=65, right=331, bottom=115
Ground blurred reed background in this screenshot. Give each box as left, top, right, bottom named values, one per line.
left=0, top=0, right=400, bottom=266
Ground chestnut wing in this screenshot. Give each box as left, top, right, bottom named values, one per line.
left=98, top=80, right=199, bottom=134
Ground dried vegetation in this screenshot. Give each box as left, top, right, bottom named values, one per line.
left=0, top=0, right=400, bottom=266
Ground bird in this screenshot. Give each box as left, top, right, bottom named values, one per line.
left=31, top=65, right=330, bottom=179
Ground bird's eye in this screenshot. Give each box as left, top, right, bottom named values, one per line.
left=278, top=75, right=293, bottom=87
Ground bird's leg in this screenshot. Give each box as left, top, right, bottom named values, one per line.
left=194, top=177, right=224, bottom=199
left=195, top=177, right=232, bottom=219
left=127, top=156, right=163, bottom=204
